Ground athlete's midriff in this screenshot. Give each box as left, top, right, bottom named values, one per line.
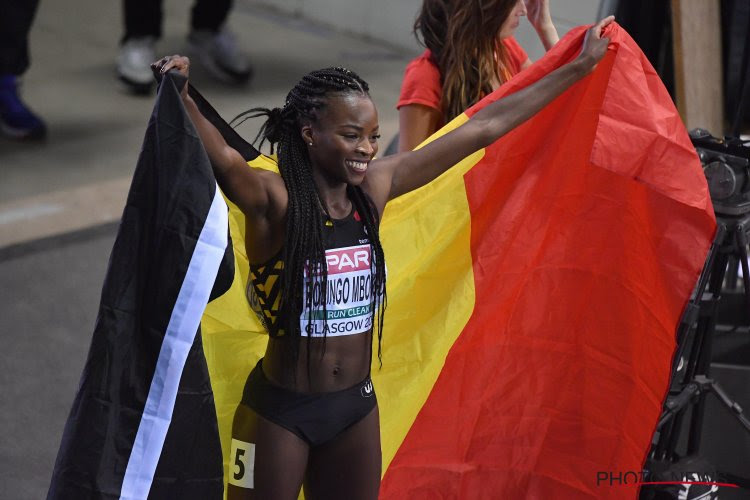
left=262, top=332, right=372, bottom=393
left=251, top=207, right=377, bottom=393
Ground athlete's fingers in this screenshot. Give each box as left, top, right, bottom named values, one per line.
left=594, top=15, right=615, bottom=38
left=163, top=55, right=190, bottom=75
left=161, top=59, right=178, bottom=74
left=150, top=56, right=167, bottom=71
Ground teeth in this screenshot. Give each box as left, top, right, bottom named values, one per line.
left=346, top=160, right=368, bottom=172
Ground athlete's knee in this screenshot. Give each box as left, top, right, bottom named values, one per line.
left=227, top=482, right=254, bottom=500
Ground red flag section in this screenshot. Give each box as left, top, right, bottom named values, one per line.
left=380, top=24, right=715, bottom=499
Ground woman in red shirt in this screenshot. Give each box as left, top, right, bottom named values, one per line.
left=397, top=0, right=560, bottom=152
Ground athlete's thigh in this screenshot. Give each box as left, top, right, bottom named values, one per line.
left=303, top=405, right=382, bottom=500
left=227, top=402, right=310, bottom=500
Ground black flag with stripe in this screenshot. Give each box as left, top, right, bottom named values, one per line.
left=48, top=72, right=257, bottom=499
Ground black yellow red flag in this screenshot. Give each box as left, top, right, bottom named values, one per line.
left=203, top=24, right=716, bottom=499
left=51, top=23, right=716, bottom=500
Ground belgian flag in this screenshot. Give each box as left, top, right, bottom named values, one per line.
left=50, top=23, right=716, bottom=500
left=203, top=24, right=715, bottom=499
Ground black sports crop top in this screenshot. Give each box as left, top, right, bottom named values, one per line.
left=246, top=209, right=374, bottom=338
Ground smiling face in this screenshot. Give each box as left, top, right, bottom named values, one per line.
left=303, top=93, right=380, bottom=188
left=497, top=0, right=526, bottom=39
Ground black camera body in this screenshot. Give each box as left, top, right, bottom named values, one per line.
left=690, top=129, right=750, bottom=216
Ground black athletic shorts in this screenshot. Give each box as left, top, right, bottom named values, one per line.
left=240, top=359, right=377, bottom=446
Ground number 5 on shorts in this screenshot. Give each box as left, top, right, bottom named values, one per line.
left=229, top=439, right=255, bottom=489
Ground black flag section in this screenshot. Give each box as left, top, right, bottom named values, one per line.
left=48, top=72, right=247, bottom=499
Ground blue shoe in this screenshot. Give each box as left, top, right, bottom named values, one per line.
left=0, top=75, right=47, bottom=140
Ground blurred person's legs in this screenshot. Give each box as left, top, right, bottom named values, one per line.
left=187, top=0, right=252, bottom=84
left=117, top=0, right=162, bottom=94
left=0, top=0, right=46, bottom=140
left=117, top=0, right=251, bottom=94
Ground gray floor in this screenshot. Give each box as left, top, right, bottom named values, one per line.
left=0, top=1, right=411, bottom=498
left=1, top=225, right=117, bottom=499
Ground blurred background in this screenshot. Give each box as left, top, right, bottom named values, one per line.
left=2, top=0, right=749, bottom=498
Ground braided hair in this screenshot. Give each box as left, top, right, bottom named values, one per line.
left=232, top=67, right=388, bottom=369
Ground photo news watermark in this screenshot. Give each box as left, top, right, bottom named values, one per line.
left=596, top=470, right=739, bottom=489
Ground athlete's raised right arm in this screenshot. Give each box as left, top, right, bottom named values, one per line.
left=151, top=55, right=285, bottom=219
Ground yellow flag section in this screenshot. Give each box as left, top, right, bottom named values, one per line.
left=201, top=115, right=483, bottom=493
left=375, top=115, right=481, bottom=472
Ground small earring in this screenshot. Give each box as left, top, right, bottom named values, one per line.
left=308, top=142, right=313, bottom=146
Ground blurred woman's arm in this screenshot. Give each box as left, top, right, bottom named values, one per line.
left=525, top=0, right=559, bottom=51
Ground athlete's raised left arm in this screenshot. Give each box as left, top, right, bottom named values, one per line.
left=363, top=16, right=612, bottom=214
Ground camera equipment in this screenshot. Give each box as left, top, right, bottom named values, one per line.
left=643, top=130, right=750, bottom=498
left=692, top=129, right=750, bottom=216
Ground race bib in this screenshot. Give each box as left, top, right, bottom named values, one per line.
left=301, top=244, right=374, bottom=337
left=228, top=439, right=255, bottom=489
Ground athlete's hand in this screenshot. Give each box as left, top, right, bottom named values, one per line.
left=578, top=16, right=614, bottom=73
left=150, top=55, right=190, bottom=96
